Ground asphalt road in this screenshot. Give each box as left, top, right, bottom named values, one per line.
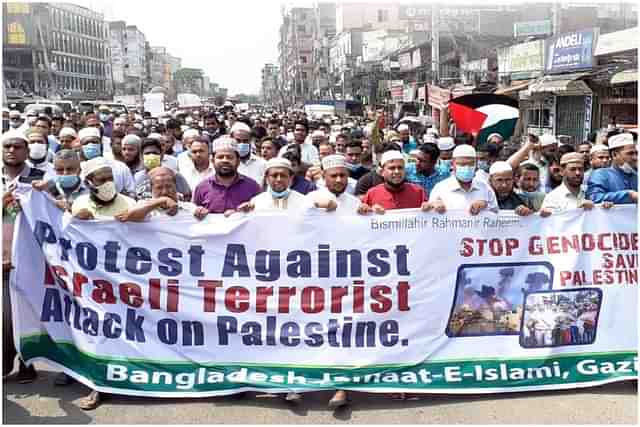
left=3, top=362, right=637, bottom=424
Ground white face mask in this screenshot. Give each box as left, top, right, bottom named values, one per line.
left=29, top=142, right=48, bottom=160
left=621, top=163, right=636, bottom=174
left=95, top=181, right=117, bottom=202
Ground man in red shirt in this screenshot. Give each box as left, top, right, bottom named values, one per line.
left=358, top=151, right=428, bottom=213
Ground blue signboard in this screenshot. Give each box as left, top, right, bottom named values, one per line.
left=545, top=29, right=597, bottom=74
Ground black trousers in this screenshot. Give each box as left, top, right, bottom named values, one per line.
left=3, top=269, right=17, bottom=376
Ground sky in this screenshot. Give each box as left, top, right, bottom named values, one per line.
left=74, top=0, right=286, bottom=95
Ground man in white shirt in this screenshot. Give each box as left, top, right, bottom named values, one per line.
left=232, top=122, right=267, bottom=185
left=305, top=155, right=361, bottom=214
left=278, top=120, right=319, bottom=165
left=176, top=128, right=201, bottom=173
left=180, top=138, right=215, bottom=190
left=228, top=157, right=305, bottom=215
left=25, top=128, right=55, bottom=178
left=542, top=152, right=613, bottom=214
left=424, top=144, right=498, bottom=215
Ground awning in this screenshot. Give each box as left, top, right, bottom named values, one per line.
left=527, top=72, right=591, bottom=95
left=494, top=79, right=532, bottom=95
left=611, top=69, right=638, bottom=85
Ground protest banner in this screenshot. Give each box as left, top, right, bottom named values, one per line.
left=11, top=189, right=637, bottom=397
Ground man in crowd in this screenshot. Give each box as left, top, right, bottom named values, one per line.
left=586, top=132, right=638, bottom=205
left=58, top=127, right=77, bottom=151
left=267, top=118, right=287, bottom=147
left=344, top=141, right=369, bottom=180
left=192, top=137, right=261, bottom=213
left=476, top=142, right=500, bottom=180
left=359, top=151, right=427, bottom=214
left=542, top=153, right=614, bottom=213
left=317, top=140, right=334, bottom=161
left=279, top=120, right=319, bottom=164
left=113, top=116, right=127, bottom=134
left=135, top=138, right=191, bottom=201
left=486, top=133, right=504, bottom=148
left=204, top=113, right=223, bottom=141
left=335, top=133, right=349, bottom=154
left=232, top=122, right=267, bottom=185
left=115, top=167, right=209, bottom=222
left=31, top=149, right=87, bottom=212
left=259, top=137, right=281, bottom=161
left=231, top=158, right=305, bottom=214
left=25, top=128, right=55, bottom=178
left=425, top=144, right=498, bottom=215
left=97, top=105, right=113, bottom=138
left=396, top=124, right=417, bottom=154
left=2, top=130, right=43, bottom=382
left=584, top=144, right=611, bottom=183
left=305, top=154, right=361, bottom=213
left=282, top=150, right=317, bottom=195
left=355, top=142, right=402, bottom=196
left=405, top=143, right=449, bottom=196
left=515, top=163, right=546, bottom=211
left=176, top=129, right=201, bottom=173
left=164, top=119, right=184, bottom=155
left=436, top=137, right=455, bottom=174
left=77, top=127, right=135, bottom=197
left=310, top=130, right=327, bottom=149
left=107, top=129, right=126, bottom=163
left=488, top=161, right=536, bottom=216
left=8, top=110, right=22, bottom=130
left=120, top=134, right=144, bottom=176
left=180, top=137, right=215, bottom=191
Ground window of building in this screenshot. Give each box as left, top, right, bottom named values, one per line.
left=7, top=22, right=26, bottom=45
left=377, top=9, right=389, bottom=22
left=297, top=25, right=305, bottom=33
left=301, top=72, right=308, bottom=79
left=7, top=3, right=30, bottom=14
left=300, top=56, right=307, bottom=64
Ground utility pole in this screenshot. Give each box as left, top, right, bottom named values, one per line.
left=431, top=3, right=439, bottom=85
left=552, top=2, right=561, bottom=35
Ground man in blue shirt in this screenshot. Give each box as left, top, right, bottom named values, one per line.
left=586, top=132, right=638, bottom=204
left=405, top=143, right=450, bottom=196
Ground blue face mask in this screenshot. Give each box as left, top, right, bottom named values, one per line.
left=477, top=160, right=490, bottom=172
left=56, top=175, right=81, bottom=190
left=346, top=162, right=361, bottom=172
left=99, top=113, right=109, bottom=122
left=82, top=143, right=101, bottom=160
left=437, top=159, right=452, bottom=172
left=455, top=165, right=475, bottom=183
left=270, top=187, right=290, bottom=199
left=237, top=143, right=251, bottom=157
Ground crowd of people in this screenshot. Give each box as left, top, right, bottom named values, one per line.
left=2, top=103, right=638, bottom=410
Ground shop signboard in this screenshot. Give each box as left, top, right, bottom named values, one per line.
left=514, top=20, right=552, bottom=38
left=498, top=40, right=544, bottom=80
left=545, top=28, right=598, bottom=74
left=398, top=52, right=412, bottom=71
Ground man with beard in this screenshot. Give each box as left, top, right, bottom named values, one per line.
left=542, top=153, right=614, bottom=213
left=515, top=163, right=546, bottom=210
left=204, top=113, right=223, bottom=141
left=58, top=127, right=78, bottom=151
left=180, top=138, right=215, bottom=190
left=120, top=134, right=143, bottom=175
left=305, top=154, right=361, bottom=211
left=488, top=161, right=537, bottom=216
left=424, top=145, right=498, bottom=215
left=107, top=129, right=126, bottom=163
left=544, top=154, right=563, bottom=193
left=355, top=142, right=402, bottom=196
left=359, top=151, right=427, bottom=214
left=586, top=133, right=638, bottom=205
left=396, top=123, right=417, bottom=154
left=192, top=137, right=261, bottom=213
left=532, top=134, right=558, bottom=190
left=584, top=144, right=611, bottom=183
left=164, top=118, right=184, bottom=155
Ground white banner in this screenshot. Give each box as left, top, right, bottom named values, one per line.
left=11, top=189, right=638, bottom=396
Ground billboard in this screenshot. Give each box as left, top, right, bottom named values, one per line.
left=545, top=28, right=598, bottom=74
left=514, top=20, right=552, bottom=38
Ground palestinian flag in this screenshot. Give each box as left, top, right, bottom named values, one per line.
left=449, top=94, right=519, bottom=145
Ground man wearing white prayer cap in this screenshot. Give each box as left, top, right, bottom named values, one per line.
left=488, top=161, right=536, bottom=215
left=425, top=145, right=498, bottom=215
left=230, top=157, right=305, bottom=214
left=305, top=154, right=361, bottom=215
left=543, top=153, right=614, bottom=213
left=231, top=121, right=267, bottom=185
left=396, top=123, right=417, bottom=154
left=359, top=150, right=427, bottom=214
left=436, top=136, right=455, bottom=174
left=8, top=110, right=22, bottom=129
left=588, top=144, right=611, bottom=170
left=58, top=127, right=77, bottom=149
left=586, top=132, right=638, bottom=205
left=486, top=132, right=504, bottom=146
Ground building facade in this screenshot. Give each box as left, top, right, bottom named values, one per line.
left=3, top=2, right=111, bottom=100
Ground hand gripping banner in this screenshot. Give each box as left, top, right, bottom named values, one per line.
left=10, top=189, right=638, bottom=397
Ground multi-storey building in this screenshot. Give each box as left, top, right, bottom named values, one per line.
left=278, top=6, right=315, bottom=105
left=261, top=63, right=279, bottom=106
left=3, top=2, right=111, bottom=99
left=109, top=21, right=147, bottom=96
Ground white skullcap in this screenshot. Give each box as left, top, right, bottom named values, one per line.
left=230, top=122, right=251, bottom=134
left=486, top=132, right=504, bottom=142
left=59, top=127, right=77, bottom=138
left=426, top=128, right=439, bottom=136
left=185, top=117, right=193, bottom=124
left=453, top=144, right=477, bottom=159
left=438, top=137, right=455, bottom=151
left=180, top=125, right=189, bottom=132
left=321, top=154, right=347, bottom=171
left=311, top=130, right=326, bottom=138
left=489, top=161, right=512, bottom=176
left=266, top=157, right=293, bottom=171
left=122, top=134, right=141, bottom=146
left=1, top=129, right=28, bottom=144
left=380, top=150, right=405, bottom=166
left=84, top=157, right=111, bottom=176
left=589, top=144, right=609, bottom=155
left=212, top=136, right=238, bottom=153
left=78, top=127, right=101, bottom=142
left=560, top=152, right=585, bottom=166
left=397, top=124, right=410, bottom=132
left=147, top=133, right=163, bottom=141
left=183, top=128, right=200, bottom=140
left=424, top=134, right=437, bottom=144
left=9, top=110, right=20, bottom=118
left=608, top=133, right=634, bottom=150
left=539, top=134, right=558, bottom=147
